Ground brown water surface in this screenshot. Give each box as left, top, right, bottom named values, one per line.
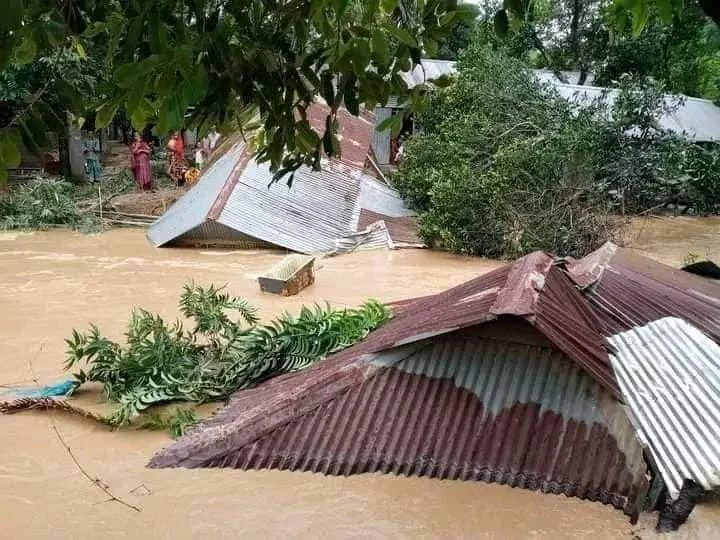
left=1, top=228, right=718, bottom=539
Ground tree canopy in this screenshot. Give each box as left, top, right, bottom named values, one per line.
left=0, top=0, right=473, bottom=182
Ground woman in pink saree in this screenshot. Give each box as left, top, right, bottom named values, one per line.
left=130, top=132, right=153, bottom=191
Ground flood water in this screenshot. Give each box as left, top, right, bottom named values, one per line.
left=1, top=227, right=719, bottom=539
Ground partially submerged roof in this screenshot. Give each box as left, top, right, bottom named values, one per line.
left=147, top=105, right=421, bottom=254
left=151, top=251, right=652, bottom=515
left=567, top=243, right=720, bottom=500
left=566, top=243, right=720, bottom=340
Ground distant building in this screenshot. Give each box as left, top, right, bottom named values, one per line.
left=371, top=60, right=720, bottom=169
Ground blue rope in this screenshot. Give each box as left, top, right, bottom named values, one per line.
left=16, top=379, right=74, bottom=398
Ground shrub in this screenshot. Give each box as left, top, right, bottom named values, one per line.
left=395, top=38, right=720, bottom=258
left=0, top=178, right=80, bottom=229
left=395, top=43, right=617, bottom=258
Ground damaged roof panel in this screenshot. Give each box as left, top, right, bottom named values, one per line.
left=148, top=104, right=420, bottom=254
left=609, top=317, right=720, bottom=500
left=151, top=333, right=648, bottom=515
left=566, top=243, right=720, bottom=341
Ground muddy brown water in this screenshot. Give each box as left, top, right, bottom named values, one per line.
left=1, top=227, right=719, bottom=539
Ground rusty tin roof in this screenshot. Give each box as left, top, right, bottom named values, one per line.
left=150, top=251, right=650, bottom=514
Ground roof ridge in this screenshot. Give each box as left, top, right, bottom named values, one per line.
left=490, top=251, right=554, bottom=318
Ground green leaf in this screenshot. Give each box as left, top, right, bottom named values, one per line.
left=0, top=164, right=8, bottom=183
left=631, top=0, right=650, bottom=37
left=371, top=29, right=390, bottom=66
left=1, top=0, right=23, bottom=33
left=376, top=113, right=402, bottom=135
left=84, top=22, right=107, bottom=39
left=296, top=120, right=321, bottom=152
left=127, top=81, right=147, bottom=115
left=0, top=134, right=21, bottom=169
left=382, top=0, right=399, bottom=11
left=320, top=72, right=335, bottom=106
left=424, top=38, right=438, bottom=58
left=432, top=74, right=454, bottom=88
left=96, top=102, right=120, bottom=129
left=656, top=0, right=673, bottom=24
left=75, top=41, right=87, bottom=59
left=115, top=63, right=140, bottom=89
left=157, top=94, right=183, bottom=134
left=385, top=26, right=418, bottom=48
left=14, top=36, right=36, bottom=67
left=36, top=101, right=66, bottom=134
left=494, top=10, right=510, bottom=39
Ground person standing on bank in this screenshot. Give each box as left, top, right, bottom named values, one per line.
left=130, top=132, right=153, bottom=192
left=167, top=131, right=187, bottom=186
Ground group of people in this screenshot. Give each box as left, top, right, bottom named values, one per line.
left=129, top=128, right=221, bottom=192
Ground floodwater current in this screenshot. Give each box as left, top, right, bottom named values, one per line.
left=1, top=227, right=719, bottom=539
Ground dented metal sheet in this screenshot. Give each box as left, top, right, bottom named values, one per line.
left=566, top=243, right=720, bottom=342
left=151, top=332, right=648, bottom=515
left=609, top=317, right=720, bottom=500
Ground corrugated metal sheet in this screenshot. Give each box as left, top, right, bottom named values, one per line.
left=357, top=209, right=422, bottom=246
left=147, top=138, right=247, bottom=247
left=335, top=251, right=618, bottom=396
left=372, top=107, right=393, bottom=165
left=171, top=220, right=277, bottom=249
left=151, top=331, right=648, bottom=515
left=354, top=176, right=415, bottom=221
left=566, top=243, right=720, bottom=342
left=216, top=159, right=361, bottom=254
left=542, top=81, right=720, bottom=142
left=609, top=317, right=720, bottom=500
left=148, top=103, right=419, bottom=254
left=383, top=60, right=720, bottom=142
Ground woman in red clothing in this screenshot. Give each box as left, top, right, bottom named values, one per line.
left=129, top=132, right=153, bottom=191
left=166, top=131, right=187, bottom=185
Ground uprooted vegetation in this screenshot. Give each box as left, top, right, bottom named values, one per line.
left=394, top=40, right=720, bottom=259
left=0, top=172, right=180, bottom=232
left=1, top=284, right=390, bottom=428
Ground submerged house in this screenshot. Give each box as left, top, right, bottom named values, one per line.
left=151, top=243, right=720, bottom=528
left=147, top=105, right=422, bottom=254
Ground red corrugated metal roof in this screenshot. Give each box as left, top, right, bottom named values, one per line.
left=307, top=104, right=375, bottom=170
left=565, top=243, right=720, bottom=340
left=151, top=332, right=647, bottom=516
left=334, top=251, right=617, bottom=396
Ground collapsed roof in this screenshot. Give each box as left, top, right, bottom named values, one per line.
left=147, top=105, right=422, bottom=254
left=150, top=243, right=720, bottom=518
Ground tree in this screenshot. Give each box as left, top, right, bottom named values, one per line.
left=437, top=4, right=480, bottom=60
left=0, top=0, right=471, bottom=183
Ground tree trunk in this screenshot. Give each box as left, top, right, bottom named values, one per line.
left=58, top=127, right=72, bottom=181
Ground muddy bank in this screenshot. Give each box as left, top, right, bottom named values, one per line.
left=1, top=228, right=719, bottom=538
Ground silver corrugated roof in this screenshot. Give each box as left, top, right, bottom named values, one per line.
left=609, top=317, right=720, bottom=499
left=387, top=60, right=720, bottom=142
left=147, top=128, right=419, bottom=253
left=546, top=82, right=720, bottom=142
left=147, top=139, right=247, bottom=247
